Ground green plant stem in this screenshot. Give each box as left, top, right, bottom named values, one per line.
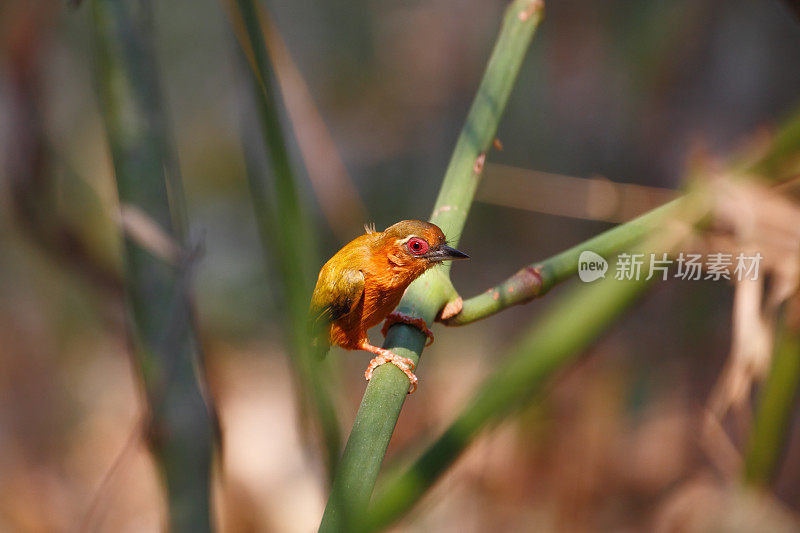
left=91, top=1, right=216, bottom=530
left=744, top=301, right=800, bottom=485
left=446, top=199, right=681, bottom=325
left=364, top=110, right=800, bottom=525
left=430, top=0, right=544, bottom=256
left=362, top=210, right=706, bottom=531
left=366, top=274, right=652, bottom=531
left=746, top=104, right=800, bottom=179
left=318, top=1, right=544, bottom=530
left=232, top=0, right=342, bottom=478
left=320, top=272, right=456, bottom=532
left=447, top=105, right=800, bottom=327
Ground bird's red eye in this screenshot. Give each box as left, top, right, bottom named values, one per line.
left=407, top=237, right=429, bottom=255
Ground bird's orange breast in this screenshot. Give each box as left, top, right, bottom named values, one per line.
left=328, top=243, right=426, bottom=350
left=360, top=243, right=427, bottom=324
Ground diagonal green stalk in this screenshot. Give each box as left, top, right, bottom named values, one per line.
left=448, top=105, right=800, bottom=326
left=91, top=0, right=216, bottom=530
left=745, top=103, right=800, bottom=179
left=367, top=273, right=653, bottom=531
left=318, top=1, right=544, bottom=530
left=364, top=109, right=800, bottom=527
left=231, top=0, right=342, bottom=479
left=429, top=0, right=544, bottom=255
left=364, top=218, right=704, bottom=530
left=744, top=298, right=800, bottom=485
left=446, top=199, right=681, bottom=325
left=317, top=1, right=800, bottom=528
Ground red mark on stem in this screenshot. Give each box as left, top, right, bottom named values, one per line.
left=432, top=205, right=455, bottom=219
left=506, top=266, right=544, bottom=304
left=473, top=153, right=486, bottom=174
left=519, top=0, right=544, bottom=21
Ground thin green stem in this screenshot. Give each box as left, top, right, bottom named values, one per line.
left=447, top=104, right=800, bottom=326
left=231, top=0, right=342, bottom=479
left=744, top=300, right=800, bottom=486
left=363, top=215, right=703, bottom=531
left=367, top=275, right=652, bottom=531
left=319, top=1, right=544, bottom=530
left=91, top=0, right=216, bottom=530
left=364, top=105, right=800, bottom=526
left=446, top=199, right=681, bottom=325
left=746, top=104, right=800, bottom=179
left=430, top=0, right=544, bottom=256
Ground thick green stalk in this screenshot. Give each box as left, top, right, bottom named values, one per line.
left=91, top=1, right=216, bottom=530
left=744, top=301, right=800, bottom=485
left=446, top=199, right=681, bottom=325
left=320, top=272, right=456, bottom=532
left=318, top=1, right=544, bottom=530
left=232, top=0, right=341, bottom=478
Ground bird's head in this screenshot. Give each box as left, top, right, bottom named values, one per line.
left=379, top=220, right=468, bottom=270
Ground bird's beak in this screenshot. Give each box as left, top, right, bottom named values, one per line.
left=424, top=244, right=469, bottom=262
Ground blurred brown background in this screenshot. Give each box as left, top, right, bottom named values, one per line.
left=2, top=0, right=800, bottom=531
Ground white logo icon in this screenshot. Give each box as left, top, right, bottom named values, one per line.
left=578, top=251, right=608, bottom=282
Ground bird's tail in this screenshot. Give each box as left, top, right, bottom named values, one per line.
left=308, top=310, right=332, bottom=360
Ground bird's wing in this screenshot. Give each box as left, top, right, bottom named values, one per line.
left=308, top=267, right=365, bottom=357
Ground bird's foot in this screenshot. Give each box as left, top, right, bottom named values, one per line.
left=361, top=343, right=418, bottom=394
left=381, top=311, right=434, bottom=347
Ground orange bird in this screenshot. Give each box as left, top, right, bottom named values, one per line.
left=309, top=220, right=468, bottom=393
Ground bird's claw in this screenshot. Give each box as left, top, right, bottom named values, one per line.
left=364, top=348, right=418, bottom=394
left=381, top=311, right=434, bottom=347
